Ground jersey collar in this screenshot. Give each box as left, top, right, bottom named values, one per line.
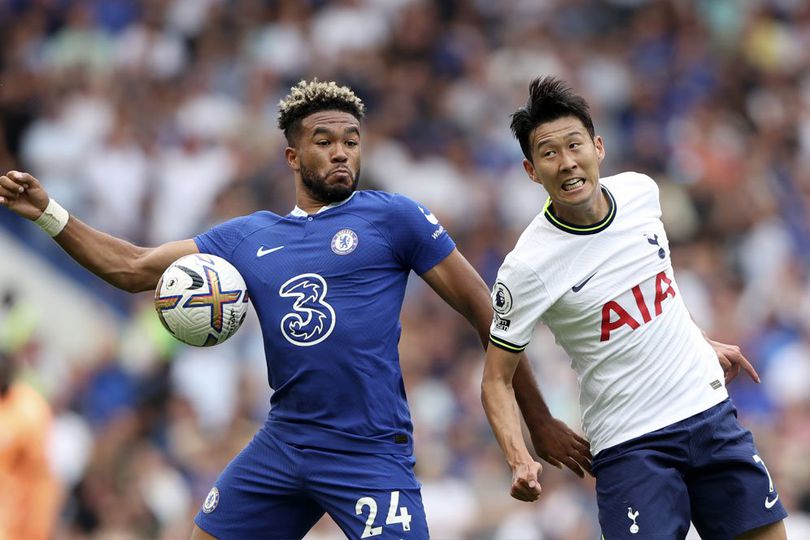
left=543, top=186, right=616, bottom=235
left=290, top=191, right=357, bottom=217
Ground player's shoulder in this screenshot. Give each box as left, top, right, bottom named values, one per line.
left=352, top=189, right=394, bottom=204
left=504, top=213, right=554, bottom=270
left=352, top=190, right=419, bottom=208
left=601, top=171, right=659, bottom=196
left=197, top=210, right=285, bottom=250
left=348, top=190, right=434, bottom=220
left=214, top=210, right=284, bottom=233
left=336, top=190, right=395, bottom=223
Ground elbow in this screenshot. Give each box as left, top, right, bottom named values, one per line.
left=126, top=248, right=162, bottom=293
left=481, top=371, right=512, bottom=404
left=128, top=280, right=153, bottom=294
left=103, top=272, right=148, bottom=294
left=480, top=379, right=493, bottom=409
left=480, top=378, right=492, bottom=413
left=127, top=268, right=160, bottom=293
left=109, top=257, right=157, bottom=293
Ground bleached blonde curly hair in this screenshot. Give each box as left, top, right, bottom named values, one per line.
left=277, top=80, right=365, bottom=144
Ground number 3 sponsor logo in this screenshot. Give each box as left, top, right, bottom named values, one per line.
left=279, top=273, right=336, bottom=346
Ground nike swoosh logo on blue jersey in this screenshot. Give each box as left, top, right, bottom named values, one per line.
left=765, top=494, right=779, bottom=509
left=418, top=206, right=439, bottom=225
left=572, top=271, right=597, bottom=293
left=257, top=245, right=285, bottom=257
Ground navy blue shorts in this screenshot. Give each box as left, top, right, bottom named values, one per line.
left=592, top=399, right=786, bottom=539
left=194, top=429, right=429, bottom=539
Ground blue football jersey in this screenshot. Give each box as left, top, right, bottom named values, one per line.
left=194, top=191, right=455, bottom=454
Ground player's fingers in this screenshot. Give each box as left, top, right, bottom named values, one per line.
left=6, top=170, right=34, bottom=186
left=511, top=480, right=533, bottom=498
left=519, top=474, right=540, bottom=490
left=0, top=175, right=25, bottom=195
left=510, top=486, right=538, bottom=502
left=511, top=479, right=541, bottom=502
left=0, top=186, right=21, bottom=203
left=514, top=491, right=539, bottom=502
left=0, top=182, right=19, bottom=196
left=562, top=459, right=584, bottom=478
left=539, top=453, right=563, bottom=470
left=572, top=432, right=591, bottom=448
left=564, top=456, right=590, bottom=478
left=724, top=364, right=740, bottom=384
left=571, top=452, right=593, bottom=476
left=737, top=355, right=760, bottom=383
left=571, top=440, right=592, bottom=461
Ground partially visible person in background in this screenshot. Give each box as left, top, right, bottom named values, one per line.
left=0, top=348, right=60, bottom=540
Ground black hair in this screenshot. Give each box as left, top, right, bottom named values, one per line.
left=510, top=76, right=595, bottom=161
left=277, top=80, right=365, bottom=146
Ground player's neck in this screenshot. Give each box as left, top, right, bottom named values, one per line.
left=293, top=191, right=356, bottom=215
left=296, top=198, right=327, bottom=215
left=550, top=187, right=611, bottom=226
left=295, top=188, right=330, bottom=214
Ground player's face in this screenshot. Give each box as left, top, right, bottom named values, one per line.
left=290, top=110, right=361, bottom=204
left=523, top=116, right=605, bottom=220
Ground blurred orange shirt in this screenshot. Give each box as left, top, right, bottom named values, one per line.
left=0, top=382, right=59, bottom=540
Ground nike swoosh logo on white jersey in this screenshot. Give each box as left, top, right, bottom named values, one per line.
left=257, top=245, right=284, bottom=257
left=765, top=494, right=779, bottom=509
left=572, top=271, right=598, bottom=293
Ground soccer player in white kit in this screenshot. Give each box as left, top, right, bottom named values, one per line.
left=481, top=77, right=787, bottom=539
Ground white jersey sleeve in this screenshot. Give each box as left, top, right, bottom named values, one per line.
left=489, top=256, right=550, bottom=352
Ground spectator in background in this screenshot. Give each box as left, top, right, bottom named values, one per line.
left=0, top=349, right=60, bottom=540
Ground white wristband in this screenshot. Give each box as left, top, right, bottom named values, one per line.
left=34, top=198, right=70, bottom=237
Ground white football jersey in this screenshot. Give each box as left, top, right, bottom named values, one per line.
left=490, top=172, right=727, bottom=454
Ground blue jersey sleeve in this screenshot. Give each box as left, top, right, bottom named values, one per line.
left=194, top=215, right=253, bottom=259
left=384, top=194, right=455, bottom=274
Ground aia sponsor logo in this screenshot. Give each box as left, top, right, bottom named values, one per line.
left=600, top=271, right=676, bottom=341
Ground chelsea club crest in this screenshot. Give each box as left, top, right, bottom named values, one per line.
left=331, top=229, right=358, bottom=255
left=202, top=487, right=219, bottom=513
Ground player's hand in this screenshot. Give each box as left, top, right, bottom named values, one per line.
left=708, top=338, right=760, bottom=384
left=0, top=171, right=49, bottom=221
left=510, top=461, right=543, bottom=502
left=527, top=416, right=592, bottom=478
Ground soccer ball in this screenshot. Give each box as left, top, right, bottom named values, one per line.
left=154, top=253, right=249, bottom=347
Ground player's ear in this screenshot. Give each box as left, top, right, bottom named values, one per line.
left=523, top=158, right=543, bottom=186
left=594, top=135, right=605, bottom=164
left=285, top=146, right=300, bottom=172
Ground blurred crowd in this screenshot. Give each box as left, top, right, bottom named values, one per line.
left=1, top=0, right=809, bottom=538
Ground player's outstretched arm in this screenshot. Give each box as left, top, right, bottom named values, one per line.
left=481, top=344, right=543, bottom=502
left=421, top=249, right=591, bottom=477
left=0, top=171, right=198, bottom=292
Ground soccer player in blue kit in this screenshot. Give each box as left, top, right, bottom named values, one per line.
left=0, top=80, right=597, bottom=539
